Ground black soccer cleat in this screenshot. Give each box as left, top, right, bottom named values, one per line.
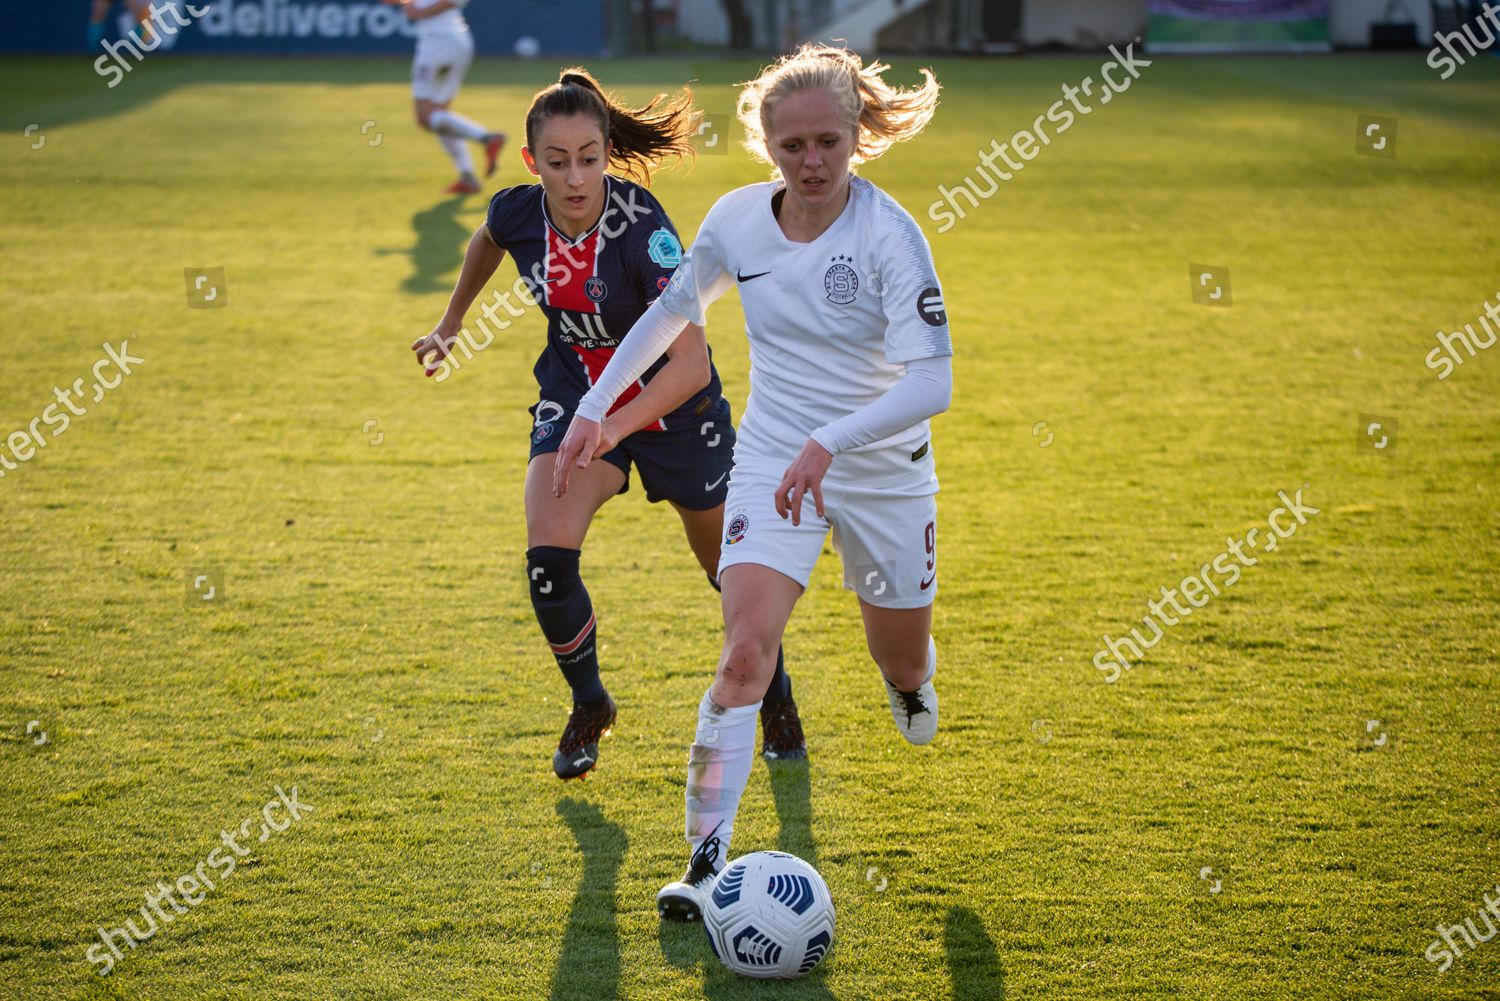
left=552, top=694, right=616, bottom=780
left=656, top=822, right=724, bottom=922
left=760, top=697, right=808, bottom=760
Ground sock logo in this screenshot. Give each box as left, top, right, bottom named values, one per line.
left=531, top=567, right=552, bottom=594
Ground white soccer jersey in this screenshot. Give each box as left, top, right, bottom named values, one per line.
left=411, top=0, right=469, bottom=37
left=658, top=175, right=952, bottom=471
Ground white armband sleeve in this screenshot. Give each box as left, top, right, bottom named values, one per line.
left=808, top=356, right=952, bottom=455
left=574, top=298, right=690, bottom=423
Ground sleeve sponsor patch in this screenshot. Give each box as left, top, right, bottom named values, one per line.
left=647, top=228, right=683, bottom=267
left=916, top=286, right=946, bottom=326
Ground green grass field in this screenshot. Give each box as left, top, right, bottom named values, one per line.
left=2, top=51, right=1499, bottom=1000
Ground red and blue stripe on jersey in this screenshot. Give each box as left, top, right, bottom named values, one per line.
left=485, top=175, right=721, bottom=432
left=540, top=222, right=657, bottom=426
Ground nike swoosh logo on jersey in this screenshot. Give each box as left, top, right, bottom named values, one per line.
left=920, top=573, right=936, bottom=590
left=736, top=270, right=770, bottom=282
left=705, top=472, right=728, bottom=491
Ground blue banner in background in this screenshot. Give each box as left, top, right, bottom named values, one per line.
left=10, top=1, right=603, bottom=56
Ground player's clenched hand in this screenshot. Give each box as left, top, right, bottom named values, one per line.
left=410, top=324, right=459, bottom=379
left=775, top=439, right=833, bottom=526
left=553, top=416, right=621, bottom=497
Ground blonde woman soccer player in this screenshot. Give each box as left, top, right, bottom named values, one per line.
left=384, top=0, right=506, bottom=194
left=411, top=69, right=806, bottom=780
left=554, top=45, right=951, bottom=918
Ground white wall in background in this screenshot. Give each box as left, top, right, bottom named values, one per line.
left=1021, top=0, right=1147, bottom=47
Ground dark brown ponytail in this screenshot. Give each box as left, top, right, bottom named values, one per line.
left=524, top=66, right=698, bottom=184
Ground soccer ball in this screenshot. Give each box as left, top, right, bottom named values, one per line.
left=513, top=36, right=540, bottom=59
left=702, top=851, right=835, bottom=979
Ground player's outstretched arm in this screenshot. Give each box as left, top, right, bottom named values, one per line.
left=599, top=322, right=710, bottom=440
left=553, top=300, right=695, bottom=496
left=776, top=356, right=953, bottom=525
left=386, top=0, right=462, bottom=20
left=553, top=321, right=709, bottom=497
left=411, top=224, right=505, bottom=378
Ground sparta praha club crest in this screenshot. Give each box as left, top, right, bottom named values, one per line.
left=823, top=255, right=859, bottom=304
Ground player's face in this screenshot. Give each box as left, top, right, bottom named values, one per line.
left=524, top=113, right=610, bottom=235
left=766, top=89, right=854, bottom=212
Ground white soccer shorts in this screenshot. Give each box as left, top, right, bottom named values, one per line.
left=718, top=450, right=938, bottom=609
left=411, top=32, right=474, bottom=104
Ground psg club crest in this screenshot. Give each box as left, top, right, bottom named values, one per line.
left=725, top=512, right=749, bottom=545
left=584, top=276, right=608, bottom=303
left=824, top=255, right=858, bottom=304
left=532, top=423, right=555, bottom=444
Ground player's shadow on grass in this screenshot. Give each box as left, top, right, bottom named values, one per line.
left=548, top=798, right=627, bottom=1001
left=657, top=759, right=833, bottom=999
left=769, top=757, right=818, bottom=868
left=377, top=195, right=470, bottom=296
left=946, top=905, right=1006, bottom=1000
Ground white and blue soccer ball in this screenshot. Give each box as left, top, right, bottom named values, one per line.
left=702, top=851, right=835, bottom=979
left=513, top=36, right=541, bottom=59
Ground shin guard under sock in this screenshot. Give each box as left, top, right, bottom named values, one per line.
left=684, top=690, right=760, bottom=856
left=527, top=546, right=605, bottom=704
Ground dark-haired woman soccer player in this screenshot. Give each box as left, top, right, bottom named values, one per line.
left=411, top=69, right=806, bottom=779
left=555, top=45, right=951, bottom=918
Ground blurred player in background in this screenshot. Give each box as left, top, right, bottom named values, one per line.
left=410, top=69, right=807, bottom=780
left=384, top=0, right=506, bottom=194
left=555, top=45, right=951, bottom=919
left=87, top=0, right=151, bottom=49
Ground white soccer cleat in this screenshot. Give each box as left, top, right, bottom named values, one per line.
left=884, top=675, right=938, bottom=745
left=657, top=823, right=725, bottom=922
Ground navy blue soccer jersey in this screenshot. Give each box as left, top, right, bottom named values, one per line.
left=485, top=174, right=722, bottom=431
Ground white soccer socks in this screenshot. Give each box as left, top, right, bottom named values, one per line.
left=684, top=690, right=760, bottom=860
left=884, top=636, right=939, bottom=745
left=436, top=134, right=476, bottom=178
left=428, top=109, right=492, bottom=142
left=660, top=691, right=760, bottom=920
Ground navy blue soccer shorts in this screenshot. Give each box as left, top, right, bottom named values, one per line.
left=528, top=393, right=737, bottom=512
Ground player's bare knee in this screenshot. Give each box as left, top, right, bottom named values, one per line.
left=874, top=649, right=927, bottom=690
left=727, top=628, right=777, bottom=666
left=710, top=669, right=761, bottom=708
left=717, top=638, right=775, bottom=693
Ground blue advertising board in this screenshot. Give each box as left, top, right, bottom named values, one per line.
left=10, top=1, right=603, bottom=56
